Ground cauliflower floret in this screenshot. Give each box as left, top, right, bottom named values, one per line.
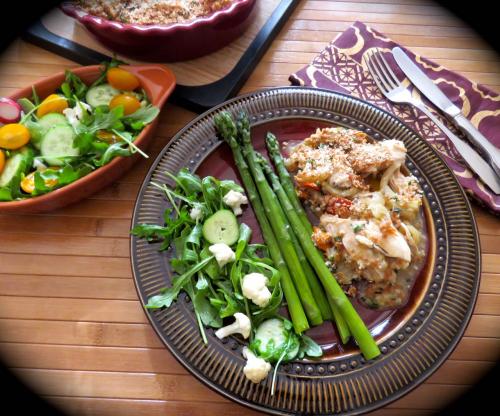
left=189, top=205, right=203, bottom=221
left=242, top=347, right=272, bottom=384
left=241, top=273, right=272, bottom=307
left=63, top=101, right=92, bottom=128
left=214, top=312, right=251, bottom=339
left=223, top=190, right=248, bottom=216
left=208, top=243, right=235, bottom=268
left=32, top=158, right=47, bottom=171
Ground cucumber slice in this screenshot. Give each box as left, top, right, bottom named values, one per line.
left=202, top=209, right=239, bottom=245
left=0, top=153, right=26, bottom=188
left=40, top=124, right=79, bottom=166
left=30, top=113, right=70, bottom=149
left=86, top=84, right=119, bottom=107
left=253, top=319, right=300, bottom=362
left=39, top=113, right=68, bottom=128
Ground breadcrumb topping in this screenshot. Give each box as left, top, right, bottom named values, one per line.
left=287, top=127, right=425, bottom=309
left=77, top=0, right=233, bottom=25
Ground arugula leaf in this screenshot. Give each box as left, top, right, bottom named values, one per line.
left=0, top=187, right=13, bottom=201
left=17, top=97, right=36, bottom=114
left=132, top=208, right=192, bottom=251
left=122, top=105, right=160, bottom=129
left=298, top=335, right=323, bottom=358
left=235, top=223, right=252, bottom=260
left=193, top=291, right=223, bottom=328
left=145, top=255, right=214, bottom=309
left=195, top=273, right=209, bottom=291
left=220, top=179, right=244, bottom=195
left=218, top=291, right=240, bottom=319
left=96, top=142, right=131, bottom=166
left=201, top=176, right=222, bottom=213
left=26, top=120, right=44, bottom=140
left=144, top=286, right=178, bottom=309
left=73, top=132, right=95, bottom=155
left=32, top=165, right=94, bottom=195
left=131, top=224, right=170, bottom=242
left=199, top=246, right=219, bottom=280
left=60, top=70, right=88, bottom=105
left=31, top=86, right=40, bottom=106
left=173, top=168, right=202, bottom=195
left=78, top=105, right=125, bottom=136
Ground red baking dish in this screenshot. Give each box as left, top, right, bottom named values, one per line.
left=60, top=0, right=257, bottom=62
left=0, top=64, right=175, bottom=213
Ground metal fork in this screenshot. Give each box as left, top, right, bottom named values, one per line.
left=363, top=49, right=500, bottom=194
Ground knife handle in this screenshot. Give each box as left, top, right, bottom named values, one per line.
left=453, top=114, right=500, bottom=177
left=414, top=102, right=500, bottom=194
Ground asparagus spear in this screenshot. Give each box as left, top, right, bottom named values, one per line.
left=236, top=113, right=323, bottom=327
left=256, top=152, right=333, bottom=321
left=214, top=113, right=309, bottom=334
left=265, top=133, right=312, bottom=234
left=242, top=114, right=378, bottom=359
left=258, top=153, right=351, bottom=344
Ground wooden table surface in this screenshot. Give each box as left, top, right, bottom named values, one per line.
left=0, top=1, right=499, bottom=415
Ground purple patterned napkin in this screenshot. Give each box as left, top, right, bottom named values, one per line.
left=290, top=21, right=500, bottom=213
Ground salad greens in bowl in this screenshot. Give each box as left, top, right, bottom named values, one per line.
left=0, top=60, right=175, bottom=213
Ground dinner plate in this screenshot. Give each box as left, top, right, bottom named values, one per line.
left=130, top=87, right=480, bottom=415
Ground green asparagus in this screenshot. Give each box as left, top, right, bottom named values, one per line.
left=258, top=153, right=351, bottom=344
left=265, top=133, right=313, bottom=234
left=214, top=112, right=309, bottom=334
left=236, top=112, right=323, bottom=327
left=256, top=152, right=333, bottom=322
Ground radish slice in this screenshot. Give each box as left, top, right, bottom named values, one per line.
left=0, top=97, right=22, bottom=124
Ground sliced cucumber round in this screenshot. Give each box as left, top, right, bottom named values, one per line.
left=31, top=113, right=69, bottom=149
left=0, top=153, right=26, bottom=188
left=40, top=124, right=79, bottom=166
left=202, top=209, right=239, bottom=245
left=253, top=319, right=300, bottom=362
left=86, top=84, right=119, bottom=107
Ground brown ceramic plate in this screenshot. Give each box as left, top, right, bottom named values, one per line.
left=0, top=64, right=175, bottom=213
left=131, top=87, right=480, bottom=415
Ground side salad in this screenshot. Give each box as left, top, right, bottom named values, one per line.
left=0, top=60, right=159, bottom=201
left=132, top=168, right=322, bottom=392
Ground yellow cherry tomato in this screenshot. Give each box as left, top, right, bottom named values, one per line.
left=20, top=170, right=58, bottom=194
left=109, top=94, right=141, bottom=116
left=96, top=130, right=120, bottom=144
left=0, top=149, right=5, bottom=174
left=0, top=123, right=31, bottom=149
left=107, top=67, right=140, bottom=91
left=36, top=94, right=68, bottom=118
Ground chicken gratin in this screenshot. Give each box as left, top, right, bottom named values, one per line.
left=76, top=0, right=234, bottom=25
left=286, top=127, right=426, bottom=309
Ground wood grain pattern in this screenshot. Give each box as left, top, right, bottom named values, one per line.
left=0, top=0, right=498, bottom=415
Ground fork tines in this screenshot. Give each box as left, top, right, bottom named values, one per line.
left=363, top=49, right=401, bottom=95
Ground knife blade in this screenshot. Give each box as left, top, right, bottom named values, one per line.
left=392, top=47, right=500, bottom=179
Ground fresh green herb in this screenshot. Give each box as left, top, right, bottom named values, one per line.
left=352, top=223, right=365, bottom=233
left=297, top=334, right=323, bottom=358
left=60, top=70, right=88, bottom=106
left=132, top=170, right=282, bottom=345
left=122, top=105, right=160, bottom=130
left=31, top=86, right=40, bottom=106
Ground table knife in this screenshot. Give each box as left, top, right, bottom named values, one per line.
left=392, top=46, right=500, bottom=178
